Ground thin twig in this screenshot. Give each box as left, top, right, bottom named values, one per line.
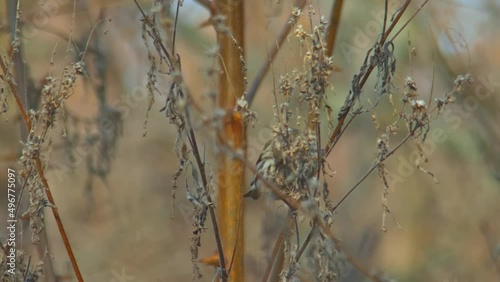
left=227, top=195, right=245, bottom=276
left=36, top=159, right=83, bottom=281
left=315, top=109, right=322, bottom=197
left=331, top=132, right=414, bottom=212
left=261, top=217, right=291, bottom=282
left=330, top=107, right=364, bottom=150
left=325, top=0, right=344, bottom=57
left=246, top=0, right=307, bottom=105
left=358, top=0, right=411, bottom=88
left=389, top=0, right=430, bottom=43
left=428, top=54, right=436, bottom=107
left=293, top=212, right=300, bottom=247
left=382, top=0, right=388, bottom=36
left=380, top=0, right=411, bottom=44
left=295, top=222, right=316, bottom=261
left=133, top=0, right=174, bottom=69
left=185, top=107, right=228, bottom=281
left=172, top=0, right=181, bottom=54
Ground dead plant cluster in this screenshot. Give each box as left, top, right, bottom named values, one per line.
left=0, top=1, right=485, bottom=281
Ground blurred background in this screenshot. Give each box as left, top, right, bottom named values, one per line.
left=0, top=0, right=499, bottom=281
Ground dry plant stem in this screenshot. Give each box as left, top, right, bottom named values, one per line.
left=133, top=0, right=174, bottom=69
left=246, top=0, right=307, bottom=105
left=388, top=0, right=430, bottom=43
left=23, top=256, right=31, bottom=280
left=325, top=0, right=344, bottom=57
left=227, top=200, right=245, bottom=276
left=185, top=109, right=228, bottom=281
left=0, top=55, right=84, bottom=282
left=268, top=220, right=288, bottom=282
left=0, top=59, right=30, bottom=132
left=261, top=217, right=290, bottom=282
left=331, top=132, right=414, bottom=212
left=378, top=0, right=411, bottom=47
left=324, top=0, right=413, bottom=157
left=382, top=0, right=388, bottom=36
left=315, top=123, right=322, bottom=190
left=294, top=222, right=316, bottom=262
left=216, top=0, right=246, bottom=280
left=331, top=107, right=363, bottom=148
left=172, top=0, right=181, bottom=54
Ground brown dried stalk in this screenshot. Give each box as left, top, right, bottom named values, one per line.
left=185, top=108, right=228, bottom=281
left=215, top=0, right=246, bottom=280
left=325, top=0, right=344, bottom=57
left=0, top=56, right=84, bottom=281
left=261, top=217, right=290, bottom=282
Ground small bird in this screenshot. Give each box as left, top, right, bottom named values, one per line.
left=244, top=127, right=319, bottom=200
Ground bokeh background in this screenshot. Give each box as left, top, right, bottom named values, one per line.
left=0, top=0, right=499, bottom=281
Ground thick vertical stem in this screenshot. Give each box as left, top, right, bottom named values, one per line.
left=216, top=0, right=246, bottom=281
